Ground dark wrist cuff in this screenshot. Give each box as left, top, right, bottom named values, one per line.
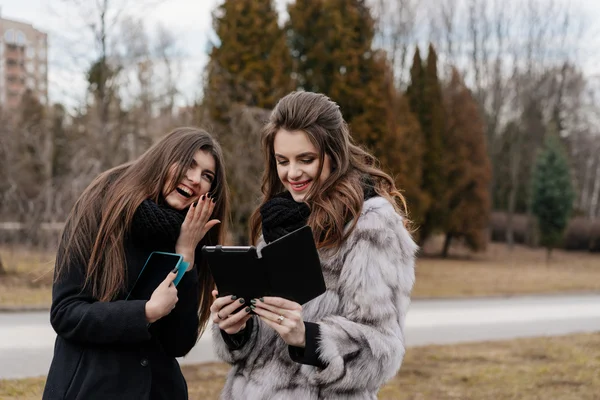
left=288, top=321, right=326, bottom=368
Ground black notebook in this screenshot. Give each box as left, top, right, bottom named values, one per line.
left=202, top=225, right=326, bottom=305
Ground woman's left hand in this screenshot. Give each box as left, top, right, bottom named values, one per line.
left=253, top=297, right=305, bottom=347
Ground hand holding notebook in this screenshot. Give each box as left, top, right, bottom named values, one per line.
left=202, top=225, right=326, bottom=305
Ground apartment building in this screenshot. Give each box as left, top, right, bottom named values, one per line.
left=0, top=13, right=48, bottom=109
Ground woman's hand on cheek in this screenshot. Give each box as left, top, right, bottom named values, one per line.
left=176, top=194, right=220, bottom=267
left=252, top=297, right=305, bottom=347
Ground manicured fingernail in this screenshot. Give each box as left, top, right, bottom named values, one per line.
left=259, top=297, right=264, bottom=302
left=201, top=194, right=205, bottom=200
left=250, top=305, right=256, bottom=310
left=171, top=267, right=178, bottom=273
left=250, top=299, right=256, bottom=305
left=239, top=298, right=245, bottom=304
left=193, top=201, right=198, bottom=207
left=231, top=295, right=237, bottom=301
left=245, top=307, right=251, bottom=313
left=211, top=198, right=216, bottom=203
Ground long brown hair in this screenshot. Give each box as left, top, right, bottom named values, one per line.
left=249, top=91, right=410, bottom=248
left=56, top=127, right=229, bottom=334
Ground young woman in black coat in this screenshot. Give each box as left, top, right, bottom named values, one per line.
left=42, top=127, right=229, bottom=400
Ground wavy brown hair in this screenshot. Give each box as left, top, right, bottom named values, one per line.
left=56, top=127, right=229, bottom=334
left=249, top=91, right=410, bottom=248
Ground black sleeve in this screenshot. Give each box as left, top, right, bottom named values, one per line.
left=153, top=266, right=201, bottom=357
left=50, top=249, right=151, bottom=344
left=220, top=317, right=254, bottom=350
left=288, top=322, right=327, bottom=368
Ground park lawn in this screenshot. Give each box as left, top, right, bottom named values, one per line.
left=0, top=246, right=53, bottom=307
left=2, top=333, right=599, bottom=399
left=413, top=239, right=600, bottom=298
left=1, top=241, right=599, bottom=307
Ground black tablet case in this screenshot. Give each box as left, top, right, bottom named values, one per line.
left=202, top=225, right=326, bottom=305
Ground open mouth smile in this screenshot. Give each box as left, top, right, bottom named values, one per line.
left=175, top=184, right=196, bottom=199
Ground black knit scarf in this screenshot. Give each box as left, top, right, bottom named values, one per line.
left=128, top=199, right=187, bottom=247
left=260, top=191, right=311, bottom=244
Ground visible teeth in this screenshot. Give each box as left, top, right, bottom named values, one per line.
left=177, top=186, right=194, bottom=197
left=178, top=185, right=193, bottom=196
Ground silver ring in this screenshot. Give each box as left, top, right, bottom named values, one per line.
left=277, top=315, right=285, bottom=324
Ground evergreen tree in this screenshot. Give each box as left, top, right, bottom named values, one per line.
left=204, top=0, right=293, bottom=242
left=205, top=0, right=293, bottom=123
left=17, top=90, right=46, bottom=201
left=388, top=93, right=428, bottom=228
left=287, top=0, right=423, bottom=211
left=406, top=48, right=424, bottom=125
left=50, top=103, right=71, bottom=180
left=531, top=131, right=575, bottom=261
left=442, top=68, right=492, bottom=256
left=406, top=45, right=448, bottom=244
left=287, top=0, right=387, bottom=145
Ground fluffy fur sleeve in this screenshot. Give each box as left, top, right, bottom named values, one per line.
left=211, top=314, right=261, bottom=364
left=303, top=197, right=417, bottom=393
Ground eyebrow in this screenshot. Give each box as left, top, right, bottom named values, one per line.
left=274, top=152, right=318, bottom=159
left=191, top=158, right=216, bottom=176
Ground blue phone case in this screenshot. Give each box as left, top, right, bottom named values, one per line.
left=126, top=251, right=188, bottom=300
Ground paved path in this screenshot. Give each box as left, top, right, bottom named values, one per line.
left=1, top=294, right=599, bottom=379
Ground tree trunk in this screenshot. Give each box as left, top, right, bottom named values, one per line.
left=506, top=126, right=523, bottom=251
left=442, top=233, right=453, bottom=258
left=589, top=157, right=600, bottom=218
left=506, top=207, right=515, bottom=250
left=0, top=255, right=6, bottom=276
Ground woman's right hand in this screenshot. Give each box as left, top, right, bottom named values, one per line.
left=145, top=270, right=179, bottom=323
left=176, top=195, right=220, bottom=268
left=210, top=290, right=252, bottom=334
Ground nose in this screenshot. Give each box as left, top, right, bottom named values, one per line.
left=288, top=163, right=303, bottom=181
left=187, top=169, right=202, bottom=185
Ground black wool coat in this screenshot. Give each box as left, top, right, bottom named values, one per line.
left=42, top=201, right=202, bottom=400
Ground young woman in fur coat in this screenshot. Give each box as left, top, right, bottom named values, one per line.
left=210, top=91, right=418, bottom=399
left=43, top=128, right=228, bottom=400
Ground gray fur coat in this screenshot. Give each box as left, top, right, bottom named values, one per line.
left=211, top=196, right=418, bottom=399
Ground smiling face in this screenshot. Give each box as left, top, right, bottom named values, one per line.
left=273, top=129, right=332, bottom=203
left=162, top=149, right=216, bottom=210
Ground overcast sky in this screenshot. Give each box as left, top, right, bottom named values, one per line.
left=1, top=0, right=598, bottom=109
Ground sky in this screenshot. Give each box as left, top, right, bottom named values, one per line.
left=0, top=0, right=598, bottom=109
left=0, top=0, right=263, bottom=108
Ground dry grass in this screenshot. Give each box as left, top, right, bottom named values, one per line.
left=2, top=333, right=599, bottom=400
left=379, top=332, right=600, bottom=400
left=0, top=240, right=599, bottom=307
left=414, top=238, right=600, bottom=298
left=0, top=246, right=54, bottom=307
left=0, top=376, right=46, bottom=400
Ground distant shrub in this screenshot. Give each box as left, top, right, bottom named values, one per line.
left=491, top=212, right=600, bottom=252
left=490, top=211, right=530, bottom=244
left=590, top=220, right=600, bottom=252
left=563, top=217, right=593, bottom=251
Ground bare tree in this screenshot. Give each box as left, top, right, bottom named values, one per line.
left=224, top=106, right=271, bottom=244
left=370, top=0, right=419, bottom=88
